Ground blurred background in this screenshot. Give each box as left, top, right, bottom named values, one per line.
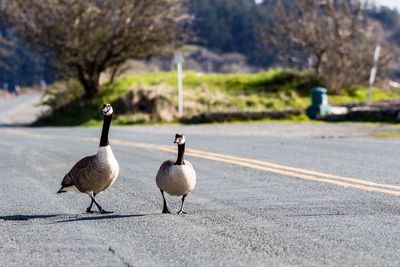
left=0, top=0, right=400, bottom=126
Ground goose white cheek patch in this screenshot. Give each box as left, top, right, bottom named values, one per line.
left=178, top=136, right=186, bottom=145
left=103, top=107, right=113, bottom=116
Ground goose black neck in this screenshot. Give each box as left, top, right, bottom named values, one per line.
left=99, top=115, right=112, bottom=147
left=175, top=143, right=185, bottom=165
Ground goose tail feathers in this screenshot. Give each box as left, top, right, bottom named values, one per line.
left=57, top=187, right=66, bottom=194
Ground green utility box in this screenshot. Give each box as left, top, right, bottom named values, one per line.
left=306, top=87, right=332, bottom=119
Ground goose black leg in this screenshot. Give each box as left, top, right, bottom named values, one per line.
left=177, top=194, right=188, bottom=215
left=86, top=193, right=96, bottom=213
left=161, top=190, right=171, bottom=214
left=89, top=195, right=113, bottom=214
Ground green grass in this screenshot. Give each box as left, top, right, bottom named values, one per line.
left=329, top=86, right=400, bottom=104
left=109, top=70, right=400, bottom=108
left=34, top=69, right=400, bottom=126
left=115, top=68, right=320, bottom=93
left=375, top=131, right=400, bottom=138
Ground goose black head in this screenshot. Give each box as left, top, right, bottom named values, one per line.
left=174, top=134, right=185, bottom=145
left=102, top=104, right=113, bottom=116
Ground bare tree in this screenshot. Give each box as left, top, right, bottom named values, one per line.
left=260, top=0, right=396, bottom=93
left=2, top=0, right=188, bottom=99
left=0, top=34, right=12, bottom=69
left=0, top=11, right=12, bottom=70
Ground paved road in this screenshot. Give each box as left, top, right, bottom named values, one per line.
left=1, top=95, right=400, bottom=266
left=0, top=92, right=43, bottom=126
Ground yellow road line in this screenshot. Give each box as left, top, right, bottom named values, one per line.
left=185, top=148, right=400, bottom=191
left=7, top=128, right=400, bottom=197
left=111, top=139, right=400, bottom=196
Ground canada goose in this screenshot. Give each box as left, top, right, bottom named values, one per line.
left=57, top=104, right=119, bottom=214
left=156, top=134, right=196, bottom=214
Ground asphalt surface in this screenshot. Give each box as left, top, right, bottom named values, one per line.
left=0, top=92, right=43, bottom=126
left=1, top=95, right=400, bottom=266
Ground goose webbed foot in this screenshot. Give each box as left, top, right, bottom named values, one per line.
left=86, top=208, right=95, bottom=214
left=162, top=205, right=171, bottom=214
left=89, top=194, right=112, bottom=214
left=177, top=210, right=187, bottom=215
left=99, top=209, right=114, bottom=214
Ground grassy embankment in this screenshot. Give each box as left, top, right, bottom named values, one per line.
left=34, top=68, right=400, bottom=126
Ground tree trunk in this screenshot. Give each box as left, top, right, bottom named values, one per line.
left=109, top=65, right=120, bottom=84
left=77, top=68, right=100, bottom=99
left=314, top=51, right=325, bottom=75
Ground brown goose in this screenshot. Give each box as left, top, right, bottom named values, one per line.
left=57, top=104, right=119, bottom=214
left=156, top=134, right=196, bottom=214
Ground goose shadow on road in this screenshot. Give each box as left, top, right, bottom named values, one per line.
left=0, top=123, right=33, bottom=128
left=0, top=214, right=59, bottom=221
left=0, top=213, right=160, bottom=223
left=56, top=213, right=155, bottom=223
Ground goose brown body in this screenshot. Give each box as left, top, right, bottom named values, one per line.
left=61, top=146, right=119, bottom=194
left=155, top=134, right=196, bottom=214
left=156, top=160, right=196, bottom=196
left=57, top=103, right=119, bottom=214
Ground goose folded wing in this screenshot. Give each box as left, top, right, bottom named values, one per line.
left=157, top=160, right=174, bottom=175
left=61, top=155, right=96, bottom=186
